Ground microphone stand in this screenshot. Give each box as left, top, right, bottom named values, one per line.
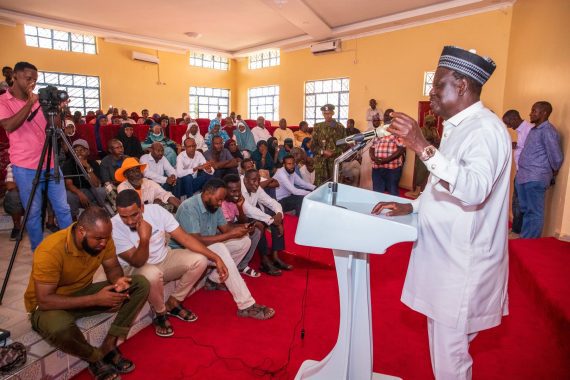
left=331, top=141, right=367, bottom=206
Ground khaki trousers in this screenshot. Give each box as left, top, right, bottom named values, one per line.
left=124, top=248, right=208, bottom=314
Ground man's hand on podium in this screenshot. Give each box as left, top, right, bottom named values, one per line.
left=371, top=202, right=413, bottom=217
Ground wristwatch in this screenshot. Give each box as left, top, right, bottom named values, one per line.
left=418, top=145, right=437, bottom=161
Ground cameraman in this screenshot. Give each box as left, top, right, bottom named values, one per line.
left=0, top=61, right=72, bottom=251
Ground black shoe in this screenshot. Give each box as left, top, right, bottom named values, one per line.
left=260, top=261, right=282, bottom=276
left=46, top=223, right=60, bottom=233
left=204, top=278, right=228, bottom=291
left=9, top=228, right=20, bottom=241
left=273, top=257, right=293, bottom=271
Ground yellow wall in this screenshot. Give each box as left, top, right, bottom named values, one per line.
left=503, top=0, right=570, bottom=240
left=0, top=24, right=237, bottom=117
left=235, top=9, right=513, bottom=188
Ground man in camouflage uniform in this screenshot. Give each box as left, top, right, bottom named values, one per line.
left=312, top=104, right=346, bottom=186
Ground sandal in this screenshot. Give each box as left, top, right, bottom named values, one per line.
left=88, top=360, right=121, bottom=380
left=240, top=266, right=261, bottom=278
left=260, top=262, right=282, bottom=276
left=273, top=257, right=293, bottom=271
left=167, top=305, right=198, bottom=322
left=103, top=347, right=135, bottom=374
left=237, top=303, right=275, bottom=320
left=204, top=278, right=228, bottom=291
left=152, top=313, right=174, bottom=337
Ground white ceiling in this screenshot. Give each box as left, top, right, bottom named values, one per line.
left=0, top=0, right=513, bottom=56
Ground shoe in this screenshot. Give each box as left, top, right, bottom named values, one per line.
left=45, top=223, right=60, bottom=233
left=508, top=231, right=520, bottom=240
left=240, top=266, right=261, bottom=278
left=273, top=257, right=293, bottom=271
left=9, top=228, right=20, bottom=241
left=237, top=303, right=275, bottom=320
left=260, top=259, right=282, bottom=276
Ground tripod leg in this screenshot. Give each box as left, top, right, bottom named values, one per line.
left=0, top=134, right=50, bottom=304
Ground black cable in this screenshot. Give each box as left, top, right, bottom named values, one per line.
left=170, top=246, right=315, bottom=379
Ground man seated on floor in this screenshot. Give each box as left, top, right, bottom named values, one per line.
left=140, top=142, right=180, bottom=197
left=112, top=189, right=221, bottom=337
left=116, top=157, right=181, bottom=210
left=62, top=139, right=107, bottom=221
left=242, top=169, right=292, bottom=275
left=24, top=206, right=150, bottom=380
left=176, top=137, right=214, bottom=197
left=171, top=178, right=275, bottom=320
left=299, top=157, right=316, bottom=185
left=204, top=135, right=239, bottom=178
left=221, top=174, right=262, bottom=278
left=273, top=155, right=316, bottom=216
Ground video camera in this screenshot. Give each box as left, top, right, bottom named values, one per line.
left=38, top=85, right=68, bottom=113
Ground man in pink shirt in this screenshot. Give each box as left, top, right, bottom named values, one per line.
left=0, top=62, right=72, bottom=250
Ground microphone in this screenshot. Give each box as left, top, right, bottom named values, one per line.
left=336, top=124, right=391, bottom=146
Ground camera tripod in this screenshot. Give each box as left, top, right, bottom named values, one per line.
left=0, top=108, right=106, bottom=304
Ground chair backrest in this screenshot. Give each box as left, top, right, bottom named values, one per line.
left=170, top=124, right=188, bottom=145
left=133, top=124, right=150, bottom=142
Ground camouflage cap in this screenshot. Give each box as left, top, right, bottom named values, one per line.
left=320, top=104, right=335, bottom=112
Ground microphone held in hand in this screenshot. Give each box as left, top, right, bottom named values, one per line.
left=335, top=124, right=391, bottom=146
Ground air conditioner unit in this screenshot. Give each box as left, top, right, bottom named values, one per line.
left=311, top=40, right=341, bottom=55
left=132, top=51, right=160, bottom=64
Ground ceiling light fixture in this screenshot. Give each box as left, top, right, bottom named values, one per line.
left=184, top=32, right=202, bottom=38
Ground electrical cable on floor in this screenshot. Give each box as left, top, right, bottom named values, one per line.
left=174, top=247, right=314, bottom=379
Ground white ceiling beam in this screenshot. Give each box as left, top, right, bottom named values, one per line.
left=259, top=0, right=332, bottom=40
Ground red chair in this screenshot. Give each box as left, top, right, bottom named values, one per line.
left=244, top=119, right=257, bottom=129
left=98, top=125, right=121, bottom=153
left=133, top=124, right=150, bottom=142
left=85, top=115, right=96, bottom=124
left=195, top=118, right=210, bottom=136
left=169, top=124, right=188, bottom=145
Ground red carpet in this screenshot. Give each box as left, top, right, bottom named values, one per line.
left=74, top=217, right=570, bottom=379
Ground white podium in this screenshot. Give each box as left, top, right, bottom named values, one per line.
left=294, top=183, right=418, bottom=380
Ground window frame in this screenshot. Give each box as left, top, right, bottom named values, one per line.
left=189, top=52, right=229, bottom=71
left=248, top=85, right=280, bottom=122
left=423, top=71, right=435, bottom=96
left=36, top=71, right=101, bottom=116
left=248, top=50, right=280, bottom=70
left=304, top=77, right=350, bottom=127
left=189, top=86, right=231, bottom=119
left=24, top=25, right=96, bottom=54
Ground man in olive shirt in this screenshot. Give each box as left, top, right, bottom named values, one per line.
left=24, top=206, right=150, bottom=379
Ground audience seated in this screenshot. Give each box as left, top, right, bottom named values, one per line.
left=112, top=189, right=211, bottom=337
left=176, top=137, right=213, bottom=197
left=341, top=155, right=361, bottom=187
left=182, top=120, right=208, bottom=152
left=293, top=121, right=311, bottom=147
left=142, top=123, right=177, bottom=166
left=277, top=138, right=294, bottom=164
left=204, top=135, right=239, bottom=179
left=120, top=109, right=136, bottom=124
left=99, top=138, right=128, bottom=210
left=221, top=174, right=261, bottom=278
left=251, top=116, right=271, bottom=143
left=301, top=137, right=314, bottom=158
left=251, top=140, right=275, bottom=175
left=299, top=157, right=316, bottom=185
left=273, top=118, right=295, bottom=146
left=240, top=158, right=279, bottom=195
left=140, top=142, right=180, bottom=197
left=171, top=178, right=275, bottom=320
left=242, top=169, right=292, bottom=275
left=62, top=139, right=107, bottom=221
left=116, top=158, right=181, bottom=209
left=274, top=155, right=316, bottom=216
left=233, top=120, right=257, bottom=156
left=345, top=118, right=360, bottom=136
left=225, top=139, right=244, bottom=161
left=117, top=123, right=143, bottom=158
left=205, top=119, right=230, bottom=150
left=24, top=206, right=150, bottom=380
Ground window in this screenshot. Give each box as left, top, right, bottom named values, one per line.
left=248, top=86, right=279, bottom=122
left=248, top=50, right=280, bottom=70
left=24, top=25, right=96, bottom=54
left=190, top=52, right=229, bottom=71
left=36, top=71, right=100, bottom=115
left=304, top=78, right=350, bottom=127
left=423, top=71, right=435, bottom=96
left=189, top=87, right=230, bottom=119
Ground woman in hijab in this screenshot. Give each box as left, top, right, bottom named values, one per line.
left=117, top=123, right=143, bottom=158
left=225, top=139, right=244, bottom=161
left=142, top=122, right=177, bottom=166
left=94, top=114, right=108, bottom=158
left=301, top=137, right=314, bottom=158
left=266, top=137, right=279, bottom=164
left=251, top=140, right=275, bottom=175
left=205, top=119, right=230, bottom=150
left=233, top=120, right=257, bottom=155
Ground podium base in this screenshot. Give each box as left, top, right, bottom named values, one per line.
left=296, top=360, right=401, bottom=380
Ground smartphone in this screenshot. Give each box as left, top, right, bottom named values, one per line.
left=246, top=221, right=256, bottom=229
left=113, top=284, right=139, bottom=294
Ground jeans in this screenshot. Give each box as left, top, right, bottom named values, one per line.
left=372, top=166, right=402, bottom=196
left=66, top=187, right=107, bottom=219
left=516, top=180, right=547, bottom=238
left=178, top=172, right=213, bottom=198
left=12, top=165, right=72, bottom=251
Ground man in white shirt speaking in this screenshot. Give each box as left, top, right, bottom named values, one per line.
left=372, top=46, right=511, bottom=379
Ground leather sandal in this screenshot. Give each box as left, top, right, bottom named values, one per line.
left=167, top=305, right=198, bottom=322
left=260, top=261, right=282, bottom=276
left=102, top=347, right=135, bottom=374
left=153, top=313, right=174, bottom=337
left=237, top=303, right=275, bottom=320
left=88, top=360, right=121, bottom=380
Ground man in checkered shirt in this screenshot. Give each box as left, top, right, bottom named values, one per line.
left=369, top=112, right=405, bottom=195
